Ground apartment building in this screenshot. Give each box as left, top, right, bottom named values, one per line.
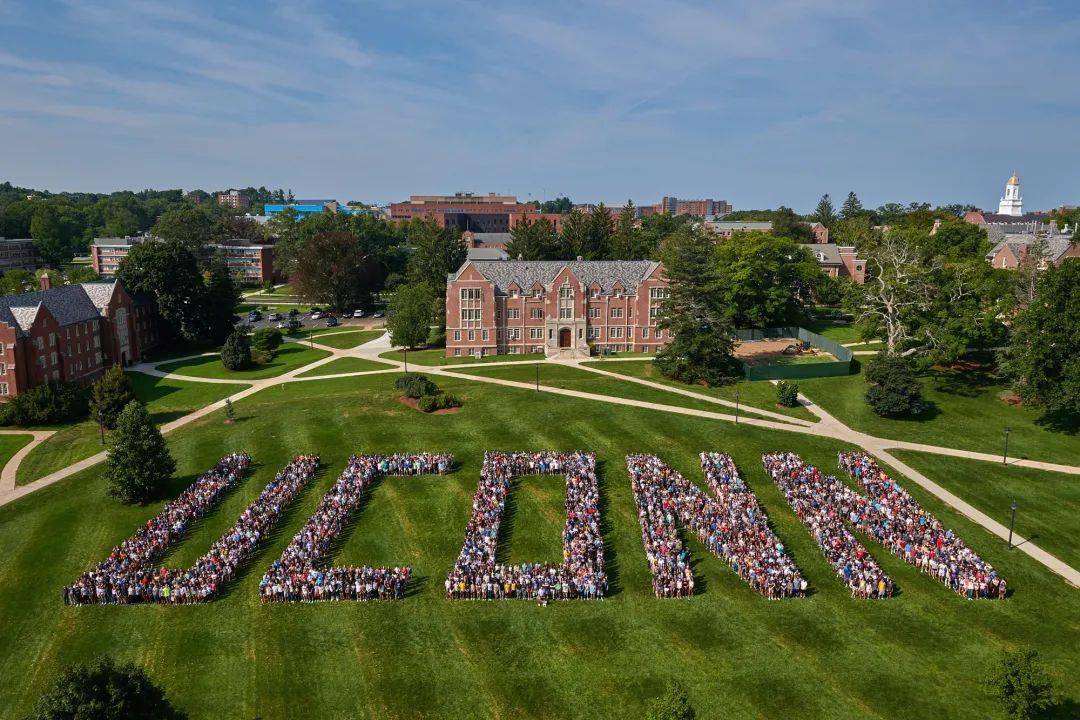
left=0, top=238, right=41, bottom=273
left=90, top=236, right=275, bottom=284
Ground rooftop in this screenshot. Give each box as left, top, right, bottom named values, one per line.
left=453, top=259, right=660, bottom=294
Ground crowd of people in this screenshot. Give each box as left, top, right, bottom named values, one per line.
left=626, top=454, right=806, bottom=599
left=836, top=452, right=1006, bottom=599
left=64, top=454, right=322, bottom=605
left=445, top=452, right=606, bottom=603
left=260, top=454, right=453, bottom=602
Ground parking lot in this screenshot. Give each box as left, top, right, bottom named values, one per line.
left=237, top=308, right=386, bottom=334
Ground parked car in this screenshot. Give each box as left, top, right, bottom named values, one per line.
left=325, top=316, right=339, bottom=327
left=267, top=312, right=281, bottom=321
left=372, top=311, right=384, bottom=318
left=311, top=311, right=323, bottom=320
left=247, top=310, right=262, bottom=322
left=352, top=309, right=365, bottom=318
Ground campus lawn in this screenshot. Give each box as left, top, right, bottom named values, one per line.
left=295, top=357, right=397, bottom=377
left=802, top=317, right=868, bottom=344
left=580, top=360, right=816, bottom=422
left=453, top=363, right=779, bottom=419
left=156, top=344, right=330, bottom=380
left=288, top=329, right=383, bottom=349
left=0, top=434, right=33, bottom=471
left=15, top=373, right=247, bottom=486
left=378, top=348, right=546, bottom=366
left=798, top=366, right=1078, bottom=462
left=891, top=451, right=1080, bottom=570
left=0, top=372, right=1076, bottom=719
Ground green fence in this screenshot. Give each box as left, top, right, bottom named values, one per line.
left=736, top=327, right=854, bottom=381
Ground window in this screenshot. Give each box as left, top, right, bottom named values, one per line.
left=529, top=328, right=543, bottom=340
left=93, top=335, right=100, bottom=348
left=649, top=286, right=670, bottom=320
left=610, top=307, right=623, bottom=318
left=642, top=327, right=649, bottom=338
left=587, top=327, right=600, bottom=339
left=588, top=308, right=600, bottom=319
left=0, top=363, right=6, bottom=374
left=468, top=330, right=476, bottom=341
left=460, top=287, right=482, bottom=327
left=558, top=285, right=574, bottom=320
left=507, top=328, right=521, bottom=340
left=35, top=337, right=44, bottom=351
left=37, top=356, right=45, bottom=369
left=460, top=288, right=481, bottom=300
left=50, top=351, right=58, bottom=366
left=0, top=342, right=5, bottom=353
left=49, top=333, right=56, bottom=347
left=507, top=308, right=520, bottom=319
left=0, top=383, right=7, bottom=396
left=482, top=330, right=488, bottom=341
left=530, top=308, right=543, bottom=319
left=454, top=348, right=460, bottom=356
left=533, top=288, right=542, bottom=298
left=589, top=288, right=600, bottom=299
left=453, top=330, right=461, bottom=341
left=610, top=327, right=623, bottom=338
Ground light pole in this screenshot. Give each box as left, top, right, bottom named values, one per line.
left=535, top=363, right=540, bottom=392
left=1008, top=500, right=1018, bottom=549
left=404, top=347, right=409, bottom=374
left=97, top=411, right=105, bottom=445
left=1002, top=427, right=1011, bottom=464
left=735, top=389, right=740, bottom=424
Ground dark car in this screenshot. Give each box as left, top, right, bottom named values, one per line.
left=247, top=310, right=262, bottom=322
left=325, top=316, right=340, bottom=327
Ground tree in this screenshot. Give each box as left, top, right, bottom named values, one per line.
left=922, top=219, right=990, bottom=260
left=776, top=380, right=800, bottom=407
left=770, top=206, right=814, bottom=243
left=864, top=352, right=926, bottom=417
left=609, top=201, right=642, bottom=260
left=0, top=380, right=88, bottom=427
left=89, top=365, right=136, bottom=430
left=151, top=205, right=218, bottom=250
left=506, top=216, right=558, bottom=260
left=104, top=400, right=176, bottom=504
left=645, top=681, right=695, bottom=720
left=999, top=260, right=1080, bottom=423
left=117, top=239, right=211, bottom=344
left=387, top=283, right=435, bottom=349
left=0, top=269, right=35, bottom=295
left=985, top=649, right=1055, bottom=720
left=832, top=215, right=878, bottom=251
left=653, top=227, right=740, bottom=386
left=539, top=196, right=573, bottom=214
left=812, top=194, right=838, bottom=228
left=223, top=398, right=236, bottom=422
left=250, top=327, right=283, bottom=361
left=30, top=205, right=72, bottom=267
left=28, top=657, right=184, bottom=720
left=840, top=191, right=865, bottom=220
left=293, top=231, right=373, bottom=313
left=558, top=208, right=588, bottom=259
left=580, top=203, right=613, bottom=259
left=204, top=252, right=240, bottom=343
left=713, top=232, right=822, bottom=327
left=265, top=208, right=303, bottom=277
left=220, top=329, right=252, bottom=370
left=876, top=202, right=908, bottom=225
left=405, top=220, right=465, bottom=320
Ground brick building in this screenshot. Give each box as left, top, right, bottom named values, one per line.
left=0, top=238, right=41, bottom=273
left=985, top=235, right=1080, bottom=270
left=216, top=190, right=249, bottom=209
left=0, top=276, right=160, bottom=398
left=91, top=236, right=275, bottom=284
left=391, top=193, right=534, bottom=232
left=656, top=197, right=732, bottom=218
left=445, top=259, right=670, bottom=359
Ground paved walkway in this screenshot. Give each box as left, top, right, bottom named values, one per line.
left=0, top=430, right=55, bottom=495
left=2, top=331, right=1077, bottom=587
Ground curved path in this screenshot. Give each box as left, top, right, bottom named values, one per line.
left=1, top=331, right=1077, bottom=587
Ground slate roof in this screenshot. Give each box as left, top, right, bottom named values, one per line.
left=466, top=247, right=509, bottom=261
left=453, top=260, right=660, bottom=294
left=806, top=243, right=842, bottom=265
left=471, top=232, right=511, bottom=246
left=706, top=221, right=774, bottom=232
left=0, top=281, right=118, bottom=335
left=985, top=235, right=1078, bottom=263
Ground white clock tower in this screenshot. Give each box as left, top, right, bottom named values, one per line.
left=997, top=173, right=1023, bottom=216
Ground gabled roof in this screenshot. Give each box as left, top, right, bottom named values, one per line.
left=0, top=281, right=120, bottom=335
left=451, top=260, right=660, bottom=294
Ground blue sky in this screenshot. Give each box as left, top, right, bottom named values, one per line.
left=1, top=0, right=1078, bottom=212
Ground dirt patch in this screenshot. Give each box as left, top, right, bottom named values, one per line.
left=398, top=396, right=461, bottom=415
left=943, top=359, right=991, bottom=372
left=999, top=391, right=1025, bottom=407
left=734, top=338, right=836, bottom=366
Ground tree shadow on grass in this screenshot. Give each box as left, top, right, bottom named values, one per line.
left=927, top=367, right=996, bottom=399
left=1033, top=407, right=1079, bottom=435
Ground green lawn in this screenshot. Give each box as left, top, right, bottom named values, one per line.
left=15, top=373, right=247, bottom=486
left=156, top=344, right=330, bottom=380
left=802, top=318, right=868, bottom=344
left=891, top=451, right=1080, bottom=569
left=379, top=348, right=546, bottom=366
left=581, top=360, right=816, bottom=421
left=0, top=434, right=33, bottom=472
left=295, top=357, right=397, bottom=377
left=0, top=373, right=1076, bottom=719
left=288, top=329, right=383, bottom=349
left=453, top=363, right=780, bottom=418
left=798, top=366, right=1078, bottom=462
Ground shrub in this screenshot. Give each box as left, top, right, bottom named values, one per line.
left=29, top=657, right=184, bottom=720
left=416, top=393, right=460, bottom=412
left=645, top=681, right=695, bottom=720
left=776, top=380, right=800, bottom=407
left=0, top=380, right=88, bottom=426
left=220, top=329, right=252, bottom=371
left=394, top=373, right=439, bottom=398
left=864, top=353, right=926, bottom=417
left=250, top=327, right=283, bottom=362
left=104, top=400, right=176, bottom=505
left=985, top=649, right=1055, bottom=720
left=89, top=365, right=136, bottom=429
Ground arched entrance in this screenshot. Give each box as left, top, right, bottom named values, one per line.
left=558, top=327, right=572, bottom=348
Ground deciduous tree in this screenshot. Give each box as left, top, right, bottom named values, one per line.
left=293, top=231, right=374, bottom=313
left=29, top=657, right=184, bottom=720
left=387, top=283, right=435, bottom=349
left=89, top=365, right=136, bottom=430
left=985, top=649, right=1055, bottom=720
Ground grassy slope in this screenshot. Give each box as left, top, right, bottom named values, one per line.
left=0, top=373, right=1075, bottom=719
left=296, top=357, right=397, bottom=377
left=0, top=434, right=32, bottom=472
left=156, top=344, right=330, bottom=380
left=892, top=450, right=1080, bottom=569
left=379, top=348, right=546, bottom=366
left=582, top=360, right=815, bottom=421
left=798, top=366, right=1077, bottom=462
left=15, top=373, right=247, bottom=486
left=290, top=330, right=383, bottom=350
left=454, top=363, right=779, bottom=419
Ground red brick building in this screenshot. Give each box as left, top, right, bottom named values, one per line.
left=216, top=190, right=250, bottom=209
left=91, top=236, right=275, bottom=284
left=445, top=260, right=670, bottom=359
left=985, top=235, right=1080, bottom=270
left=0, top=276, right=161, bottom=399
left=391, top=193, right=534, bottom=232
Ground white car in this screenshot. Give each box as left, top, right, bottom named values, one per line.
left=310, top=311, right=323, bottom=320
left=352, top=310, right=365, bottom=318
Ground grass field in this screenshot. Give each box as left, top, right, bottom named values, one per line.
left=0, top=434, right=33, bottom=472
left=453, top=363, right=780, bottom=419
left=156, top=344, right=330, bottom=380
left=289, top=329, right=383, bottom=349
left=379, top=348, right=546, bottom=366
left=15, top=373, right=247, bottom=486
left=798, top=365, right=1077, bottom=462
left=0, top=372, right=1075, bottom=719
left=296, top=357, right=397, bottom=377
left=580, top=360, right=816, bottom=421
left=891, top=451, right=1080, bottom=569
left=802, top=317, right=868, bottom=344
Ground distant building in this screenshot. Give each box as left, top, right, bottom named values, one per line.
left=0, top=238, right=41, bottom=273
left=445, top=259, right=670, bottom=359
left=703, top=220, right=863, bottom=283
left=656, top=197, right=732, bottom=218
left=985, top=230, right=1079, bottom=270
left=264, top=199, right=340, bottom=217
left=184, top=190, right=204, bottom=205
left=391, top=193, right=533, bottom=232
left=90, top=236, right=275, bottom=284
left=0, top=276, right=161, bottom=397
left=216, top=190, right=250, bottom=209
left=997, top=173, right=1023, bottom=216
left=704, top=220, right=830, bottom=244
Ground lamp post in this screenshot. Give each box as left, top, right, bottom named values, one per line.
left=97, top=412, right=105, bottom=445
left=1002, top=427, right=1011, bottom=464
left=535, top=363, right=540, bottom=392
left=735, top=389, right=740, bottom=424
left=1008, top=500, right=1018, bottom=549
left=403, top=347, right=408, bottom=374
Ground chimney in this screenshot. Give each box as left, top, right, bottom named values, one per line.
left=39, top=272, right=52, bottom=291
